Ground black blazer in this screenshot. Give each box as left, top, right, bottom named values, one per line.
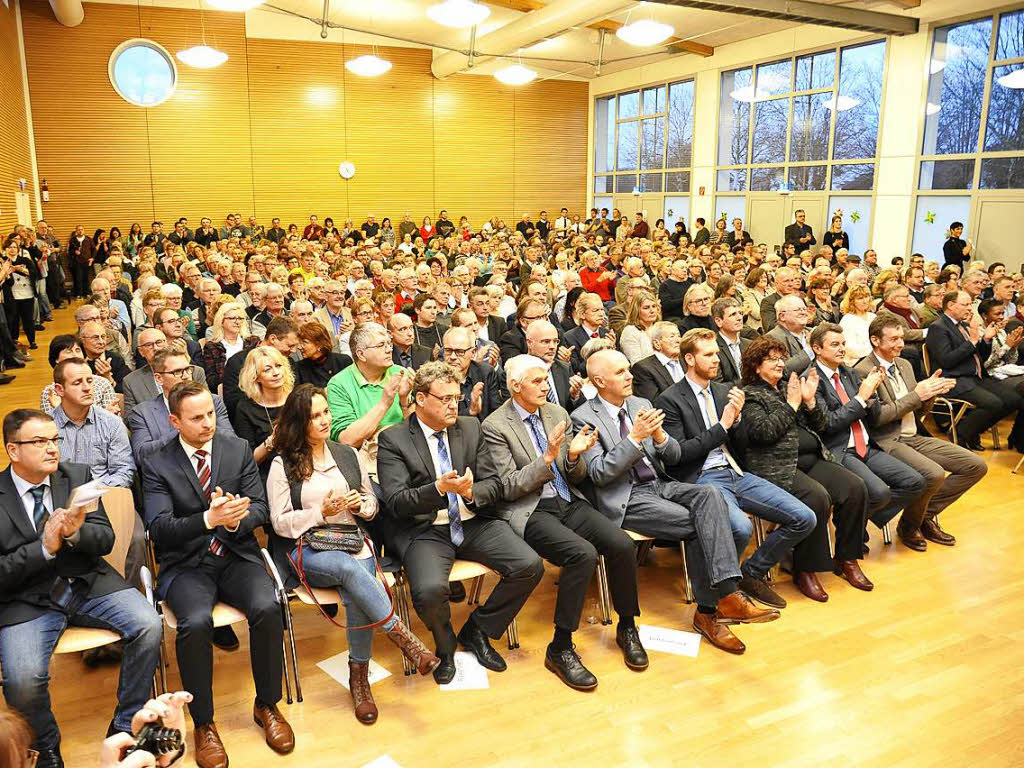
left=726, top=230, right=753, bottom=249
left=498, top=325, right=528, bottom=364
left=393, top=344, right=433, bottom=371
left=715, top=334, right=751, bottom=386
left=376, top=415, right=498, bottom=559
left=924, top=312, right=991, bottom=385
left=631, top=354, right=675, bottom=403
left=784, top=223, right=816, bottom=249
left=563, top=325, right=609, bottom=375
left=0, top=462, right=126, bottom=628
left=141, top=433, right=268, bottom=597
left=485, top=315, right=508, bottom=344
left=812, top=362, right=881, bottom=455
left=550, top=360, right=585, bottom=412
left=459, top=360, right=506, bottom=421
left=655, top=378, right=745, bottom=484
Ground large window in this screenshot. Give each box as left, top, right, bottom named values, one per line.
left=920, top=10, right=1024, bottom=190
left=108, top=39, right=177, bottom=107
left=594, top=79, right=694, bottom=195
left=716, top=40, right=886, bottom=193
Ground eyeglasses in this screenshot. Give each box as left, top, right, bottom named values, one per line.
left=522, top=314, right=548, bottom=323
left=765, top=355, right=787, bottom=364
left=157, top=366, right=192, bottom=380
left=443, top=347, right=473, bottom=357
left=79, top=333, right=105, bottom=342
left=424, top=391, right=464, bottom=406
left=11, top=437, right=59, bottom=449
left=137, top=340, right=167, bottom=350
left=159, top=316, right=183, bottom=325
left=364, top=340, right=393, bottom=352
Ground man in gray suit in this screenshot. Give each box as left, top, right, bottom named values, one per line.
left=121, top=328, right=206, bottom=419
left=478, top=354, right=644, bottom=691
left=766, top=295, right=815, bottom=376
left=572, top=351, right=772, bottom=656
left=854, top=315, right=986, bottom=550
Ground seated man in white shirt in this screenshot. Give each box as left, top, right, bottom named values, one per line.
left=630, top=321, right=684, bottom=402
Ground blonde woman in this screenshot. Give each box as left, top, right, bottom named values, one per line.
left=871, top=269, right=900, bottom=306
left=619, top=289, right=661, bottom=364
left=839, top=284, right=876, bottom=366
left=235, top=345, right=295, bottom=478
left=201, top=301, right=259, bottom=393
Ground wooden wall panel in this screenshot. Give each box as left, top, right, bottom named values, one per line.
left=0, top=0, right=34, bottom=234
left=21, top=1, right=588, bottom=237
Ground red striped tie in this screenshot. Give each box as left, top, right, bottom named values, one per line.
left=194, top=449, right=212, bottom=501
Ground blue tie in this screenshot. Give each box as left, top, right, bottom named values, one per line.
left=29, top=485, right=47, bottom=531
left=433, top=432, right=464, bottom=547
left=525, top=414, right=571, bottom=501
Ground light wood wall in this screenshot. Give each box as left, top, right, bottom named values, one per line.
left=0, top=0, right=35, bottom=234
left=20, top=1, right=588, bottom=239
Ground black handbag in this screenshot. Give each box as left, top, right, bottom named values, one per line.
left=302, top=522, right=364, bottom=554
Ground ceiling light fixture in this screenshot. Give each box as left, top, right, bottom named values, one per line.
left=615, top=18, right=673, bottom=47
left=345, top=53, right=392, bottom=76
left=204, top=0, right=264, bottom=10
left=426, top=0, right=490, bottom=29
left=822, top=94, right=860, bottom=111
left=997, top=67, right=1024, bottom=89
left=176, top=44, right=228, bottom=68
left=494, top=63, right=537, bottom=85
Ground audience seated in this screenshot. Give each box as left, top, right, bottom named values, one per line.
left=630, top=321, right=684, bottom=402
left=41, top=334, right=117, bottom=416
left=711, top=297, right=749, bottom=386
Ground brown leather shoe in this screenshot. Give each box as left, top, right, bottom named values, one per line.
left=692, top=611, right=745, bottom=654
left=921, top=518, right=956, bottom=546
left=897, top=527, right=928, bottom=552
left=833, top=558, right=874, bottom=591
left=348, top=661, right=378, bottom=725
left=194, top=723, right=228, bottom=768
left=716, top=590, right=781, bottom=625
left=794, top=571, right=828, bottom=602
left=253, top=701, right=295, bottom=755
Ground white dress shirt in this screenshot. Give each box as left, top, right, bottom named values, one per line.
left=596, top=396, right=661, bottom=476
left=416, top=418, right=474, bottom=525
left=655, top=352, right=684, bottom=383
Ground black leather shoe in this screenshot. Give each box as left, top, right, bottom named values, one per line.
left=4, top=359, right=25, bottom=369
left=36, top=749, right=64, bottom=768
left=544, top=644, right=598, bottom=691
left=323, top=604, right=339, bottom=618
left=457, top=619, right=506, bottom=672
left=738, top=575, right=787, bottom=609
left=432, top=654, right=456, bottom=685
left=0, top=374, right=13, bottom=385
left=212, top=626, right=239, bottom=651
left=615, top=625, right=649, bottom=671
left=449, top=581, right=467, bottom=603
left=956, top=435, right=983, bottom=451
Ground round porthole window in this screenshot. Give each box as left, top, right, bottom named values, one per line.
left=108, top=39, right=177, bottom=107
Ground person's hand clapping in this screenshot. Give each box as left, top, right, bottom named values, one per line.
left=629, top=408, right=665, bottom=442
left=468, top=381, right=485, bottom=416
left=542, top=421, right=566, bottom=466
left=857, top=368, right=884, bottom=400
left=568, top=424, right=598, bottom=461
left=720, top=387, right=745, bottom=428
left=801, top=368, right=819, bottom=406
left=786, top=372, right=802, bottom=409
left=557, top=345, right=574, bottom=364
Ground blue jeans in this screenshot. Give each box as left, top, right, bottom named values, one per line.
left=697, top=468, right=816, bottom=579
left=291, top=546, right=397, bottom=663
left=0, top=587, right=162, bottom=751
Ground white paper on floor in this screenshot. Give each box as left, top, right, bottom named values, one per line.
left=362, top=756, right=402, bottom=768
left=638, top=624, right=701, bottom=657
left=439, top=651, right=490, bottom=691
left=316, top=651, right=392, bottom=690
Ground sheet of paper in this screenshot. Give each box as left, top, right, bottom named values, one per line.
left=439, top=651, right=490, bottom=691
left=67, top=480, right=110, bottom=510
left=362, top=756, right=402, bottom=768
left=316, top=651, right=391, bottom=690
left=638, top=624, right=701, bottom=657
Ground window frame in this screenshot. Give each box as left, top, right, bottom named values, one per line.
left=107, top=38, right=178, bottom=108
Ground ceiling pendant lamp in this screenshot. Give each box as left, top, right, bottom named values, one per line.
left=997, top=67, right=1024, bottom=89
left=822, top=94, right=860, bottom=112
left=616, top=18, right=673, bottom=47
left=345, top=53, right=392, bottom=76
left=494, top=63, right=537, bottom=85
left=427, top=0, right=490, bottom=28
left=176, top=44, right=228, bottom=68
left=204, top=0, right=264, bottom=9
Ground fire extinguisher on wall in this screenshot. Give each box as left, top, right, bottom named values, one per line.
left=41, top=179, right=49, bottom=203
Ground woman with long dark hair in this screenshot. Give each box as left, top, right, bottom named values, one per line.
left=267, top=385, right=439, bottom=723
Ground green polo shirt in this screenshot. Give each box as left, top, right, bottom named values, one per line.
left=326, top=363, right=406, bottom=441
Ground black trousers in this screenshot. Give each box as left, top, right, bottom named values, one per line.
left=71, top=262, right=91, bottom=298
left=8, top=298, right=35, bottom=346
left=0, top=308, right=19, bottom=363
left=163, top=551, right=283, bottom=725
left=790, top=457, right=869, bottom=567
left=403, top=518, right=544, bottom=656
left=524, top=497, right=639, bottom=634
left=951, top=377, right=1022, bottom=441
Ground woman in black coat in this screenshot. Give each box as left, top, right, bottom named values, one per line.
left=295, top=322, right=352, bottom=388
left=740, top=336, right=871, bottom=602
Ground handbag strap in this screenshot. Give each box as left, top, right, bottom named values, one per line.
left=287, top=536, right=396, bottom=631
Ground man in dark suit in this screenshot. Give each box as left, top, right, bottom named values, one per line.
left=691, top=218, right=710, bottom=247
left=925, top=290, right=1024, bottom=450
left=127, top=348, right=235, bottom=461
left=377, top=363, right=543, bottom=685
left=725, top=218, right=753, bottom=249
left=526, top=320, right=585, bottom=411
left=563, top=293, right=611, bottom=376
left=855, top=316, right=986, bottom=550
left=0, top=409, right=161, bottom=768
left=809, top=322, right=925, bottom=584
left=784, top=209, right=816, bottom=251
left=141, top=382, right=294, bottom=767
left=658, top=259, right=693, bottom=322
left=630, top=321, right=684, bottom=403
left=712, top=298, right=751, bottom=386
left=223, top=316, right=299, bottom=422
left=442, top=327, right=505, bottom=421
left=499, top=298, right=550, bottom=364
left=573, top=352, right=777, bottom=655
left=469, top=287, right=507, bottom=346
left=766, top=295, right=816, bottom=377
left=478, top=355, right=645, bottom=691
left=67, top=225, right=94, bottom=298
left=389, top=313, right=434, bottom=370
left=122, top=328, right=207, bottom=419
left=655, top=329, right=815, bottom=609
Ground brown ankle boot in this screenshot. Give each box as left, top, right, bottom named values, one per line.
left=384, top=619, right=441, bottom=675
left=348, top=661, right=378, bottom=724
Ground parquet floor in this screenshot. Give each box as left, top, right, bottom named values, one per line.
left=21, top=309, right=1024, bottom=768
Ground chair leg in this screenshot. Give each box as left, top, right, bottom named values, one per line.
left=156, top=626, right=169, bottom=696
left=470, top=575, right=484, bottom=605
left=676, top=542, right=693, bottom=604
left=281, top=636, right=293, bottom=706
left=395, top=573, right=414, bottom=676
left=596, top=557, right=612, bottom=625
left=282, top=597, right=302, bottom=703
left=882, top=522, right=893, bottom=546
left=991, top=426, right=1001, bottom=450
left=1013, top=454, right=1024, bottom=474
left=510, top=618, right=520, bottom=649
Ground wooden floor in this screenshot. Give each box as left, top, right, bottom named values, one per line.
left=24, top=309, right=1024, bottom=768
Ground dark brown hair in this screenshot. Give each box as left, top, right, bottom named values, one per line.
left=273, top=384, right=326, bottom=483
left=741, top=336, right=788, bottom=385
